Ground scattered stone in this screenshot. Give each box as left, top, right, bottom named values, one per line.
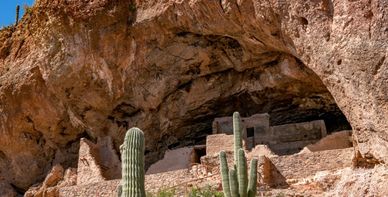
left=44, top=165, right=64, bottom=187
left=25, top=164, right=65, bottom=197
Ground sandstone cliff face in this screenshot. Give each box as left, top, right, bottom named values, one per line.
left=0, top=0, right=386, bottom=192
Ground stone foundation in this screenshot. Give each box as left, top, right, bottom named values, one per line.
left=211, top=113, right=329, bottom=153
left=206, top=134, right=247, bottom=156
left=268, top=148, right=354, bottom=180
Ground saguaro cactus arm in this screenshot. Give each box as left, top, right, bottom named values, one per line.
left=229, top=169, right=239, bottom=197
left=237, top=149, right=248, bottom=197
left=247, top=159, right=258, bottom=197
left=15, top=5, right=20, bottom=25
left=233, top=112, right=243, bottom=164
left=220, top=151, right=231, bottom=197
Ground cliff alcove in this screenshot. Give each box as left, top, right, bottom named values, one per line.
left=148, top=34, right=352, bottom=152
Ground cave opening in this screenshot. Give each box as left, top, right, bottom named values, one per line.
left=143, top=34, right=352, bottom=168
left=161, top=88, right=352, bottom=158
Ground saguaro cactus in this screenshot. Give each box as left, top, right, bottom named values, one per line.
left=220, top=151, right=231, bottom=197
left=247, top=159, right=258, bottom=197
left=233, top=112, right=243, bottom=164
left=15, top=5, right=20, bottom=25
left=119, top=127, right=145, bottom=197
left=219, top=112, right=258, bottom=197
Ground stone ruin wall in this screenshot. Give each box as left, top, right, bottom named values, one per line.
left=212, top=113, right=329, bottom=154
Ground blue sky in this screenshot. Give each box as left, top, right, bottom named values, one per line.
left=0, top=0, right=35, bottom=27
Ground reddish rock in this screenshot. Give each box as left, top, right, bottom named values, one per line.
left=44, top=165, right=64, bottom=187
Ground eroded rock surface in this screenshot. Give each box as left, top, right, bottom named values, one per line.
left=0, top=0, right=386, bottom=192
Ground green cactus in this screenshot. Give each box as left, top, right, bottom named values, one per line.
left=237, top=149, right=248, bottom=197
left=220, top=151, right=231, bottom=197
left=15, top=5, right=20, bottom=25
left=233, top=112, right=243, bottom=164
left=219, top=112, right=258, bottom=197
left=119, top=127, right=146, bottom=197
left=247, top=159, right=258, bottom=197
left=229, top=169, right=239, bottom=197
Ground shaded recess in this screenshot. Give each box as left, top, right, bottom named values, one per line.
left=141, top=33, right=351, bottom=166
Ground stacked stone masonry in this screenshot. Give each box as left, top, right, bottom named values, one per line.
left=266, top=148, right=354, bottom=182
left=212, top=113, right=328, bottom=154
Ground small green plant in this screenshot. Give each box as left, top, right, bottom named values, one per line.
left=23, top=5, right=33, bottom=15
left=188, top=185, right=223, bottom=197
left=219, top=112, right=258, bottom=197
left=146, top=188, right=176, bottom=197
left=129, top=3, right=137, bottom=12
left=157, top=188, right=176, bottom=197
left=118, top=127, right=146, bottom=197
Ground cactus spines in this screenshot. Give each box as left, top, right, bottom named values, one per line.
left=15, top=5, right=20, bottom=25
left=120, top=127, right=145, bottom=197
left=220, top=151, right=231, bottom=197
left=248, top=159, right=258, bottom=197
left=219, top=112, right=258, bottom=197
left=233, top=112, right=243, bottom=164
left=237, top=149, right=248, bottom=197
left=229, top=169, right=239, bottom=197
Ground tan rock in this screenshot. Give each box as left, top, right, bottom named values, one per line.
left=248, top=144, right=277, bottom=159
left=44, top=165, right=64, bottom=187
left=59, top=168, right=77, bottom=187
left=24, top=165, right=67, bottom=197
left=326, top=165, right=388, bottom=197
left=45, top=186, right=59, bottom=197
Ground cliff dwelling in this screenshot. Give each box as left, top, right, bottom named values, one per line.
left=212, top=113, right=329, bottom=154
left=146, top=112, right=353, bottom=174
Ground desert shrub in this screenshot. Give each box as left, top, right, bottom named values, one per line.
left=146, top=188, right=176, bottom=197
left=188, top=185, right=223, bottom=197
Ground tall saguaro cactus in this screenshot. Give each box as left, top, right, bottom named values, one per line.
left=233, top=112, right=243, bottom=164
left=15, top=5, right=20, bottom=25
left=119, top=127, right=146, bottom=197
left=219, top=112, right=258, bottom=197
